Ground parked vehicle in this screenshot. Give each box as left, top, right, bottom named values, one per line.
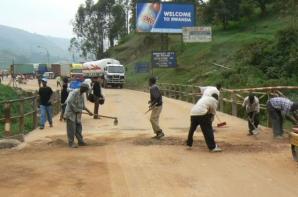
left=51, top=64, right=71, bottom=77
left=83, top=58, right=125, bottom=88
left=11, top=64, right=34, bottom=75
left=43, top=72, right=55, bottom=79
left=38, top=64, right=48, bottom=75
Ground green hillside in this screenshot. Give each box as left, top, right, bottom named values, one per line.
left=109, top=14, right=297, bottom=89
left=0, top=25, right=72, bottom=68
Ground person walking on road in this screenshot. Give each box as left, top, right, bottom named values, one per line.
left=60, top=83, right=69, bottom=121
left=186, top=93, right=222, bottom=152
left=56, top=75, right=62, bottom=88
left=64, top=83, right=93, bottom=148
left=148, top=77, right=164, bottom=139
left=92, top=77, right=104, bottom=119
left=242, top=93, right=260, bottom=136
left=38, top=78, right=53, bottom=129
left=37, top=74, right=42, bottom=88
left=267, top=97, right=298, bottom=139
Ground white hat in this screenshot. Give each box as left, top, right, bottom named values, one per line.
left=41, top=78, right=48, bottom=82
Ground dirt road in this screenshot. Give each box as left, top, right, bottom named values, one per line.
left=1, top=79, right=298, bottom=197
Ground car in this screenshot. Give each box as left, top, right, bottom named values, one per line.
left=43, top=72, right=55, bottom=79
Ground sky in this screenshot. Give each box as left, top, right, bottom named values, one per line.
left=0, top=0, right=86, bottom=38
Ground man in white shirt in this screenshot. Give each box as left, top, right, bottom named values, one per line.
left=242, top=93, right=260, bottom=135
left=186, top=93, right=222, bottom=152
left=200, top=84, right=222, bottom=97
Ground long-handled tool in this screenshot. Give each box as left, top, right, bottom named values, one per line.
left=215, top=114, right=227, bottom=127
left=144, top=103, right=158, bottom=114
left=83, top=112, right=118, bottom=125
left=247, top=115, right=260, bottom=135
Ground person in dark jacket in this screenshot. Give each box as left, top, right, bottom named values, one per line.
left=60, top=83, right=69, bottom=121
left=92, top=77, right=104, bottom=119
left=148, top=77, right=164, bottom=139
left=38, top=78, right=53, bottom=129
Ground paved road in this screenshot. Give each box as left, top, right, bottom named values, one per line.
left=0, top=79, right=298, bottom=197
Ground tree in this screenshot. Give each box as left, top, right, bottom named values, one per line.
left=253, top=0, right=274, bottom=16
left=109, top=4, right=127, bottom=47
left=204, top=0, right=242, bottom=29
left=129, top=0, right=137, bottom=32
left=72, top=0, right=116, bottom=59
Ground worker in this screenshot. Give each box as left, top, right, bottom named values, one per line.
left=92, top=77, right=104, bottom=119
left=148, top=76, right=164, bottom=139
left=59, top=83, right=69, bottom=121
left=64, top=83, right=93, bottom=148
left=200, top=83, right=222, bottom=97
left=242, top=93, right=260, bottom=135
left=186, top=93, right=222, bottom=152
left=38, top=78, right=53, bottom=129
left=37, top=74, right=42, bottom=88
left=56, top=75, right=62, bottom=88
left=267, top=97, right=298, bottom=139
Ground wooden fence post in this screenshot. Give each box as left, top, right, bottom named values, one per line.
left=19, top=99, right=25, bottom=133
left=192, top=86, right=196, bottom=103
left=231, top=92, right=238, bottom=116
left=4, top=102, right=11, bottom=136
left=33, top=96, right=38, bottom=129
left=219, top=96, right=224, bottom=112
left=179, top=85, right=182, bottom=100
left=266, top=92, right=271, bottom=127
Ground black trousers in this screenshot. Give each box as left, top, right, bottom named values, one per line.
left=248, top=112, right=259, bottom=134
left=187, top=114, right=216, bottom=150
left=94, top=99, right=99, bottom=117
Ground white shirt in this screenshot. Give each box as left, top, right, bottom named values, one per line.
left=242, top=96, right=260, bottom=113
left=83, top=79, right=92, bottom=89
left=191, top=96, right=218, bottom=116
left=200, top=86, right=220, bottom=97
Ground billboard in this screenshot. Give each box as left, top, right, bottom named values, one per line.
left=136, top=3, right=195, bottom=33
left=183, top=26, right=212, bottom=43
left=151, top=51, right=177, bottom=68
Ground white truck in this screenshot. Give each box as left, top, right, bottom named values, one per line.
left=83, top=58, right=125, bottom=88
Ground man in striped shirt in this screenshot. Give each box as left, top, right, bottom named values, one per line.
left=267, top=97, right=298, bottom=138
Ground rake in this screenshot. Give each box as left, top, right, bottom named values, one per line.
left=83, top=112, right=118, bottom=126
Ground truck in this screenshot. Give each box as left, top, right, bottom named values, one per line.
left=11, top=64, right=34, bottom=75
left=38, top=64, right=48, bottom=75
left=51, top=64, right=71, bottom=77
left=83, top=58, right=125, bottom=88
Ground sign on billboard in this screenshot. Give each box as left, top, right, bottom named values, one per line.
left=183, top=27, right=212, bottom=43
left=136, top=3, right=195, bottom=33
left=151, top=51, right=177, bottom=68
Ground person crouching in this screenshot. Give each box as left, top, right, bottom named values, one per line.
left=186, top=93, right=222, bottom=152
left=64, top=83, right=93, bottom=148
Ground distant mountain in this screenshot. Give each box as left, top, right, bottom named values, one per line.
left=0, top=25, right=72, bottom=68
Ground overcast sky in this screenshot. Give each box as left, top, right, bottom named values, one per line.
left=0, top=0, right=86, bottom=38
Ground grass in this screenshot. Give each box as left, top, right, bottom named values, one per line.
left=110, top=14, right=290, bottom=89
left=0, top=84, right=36, bottom=137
